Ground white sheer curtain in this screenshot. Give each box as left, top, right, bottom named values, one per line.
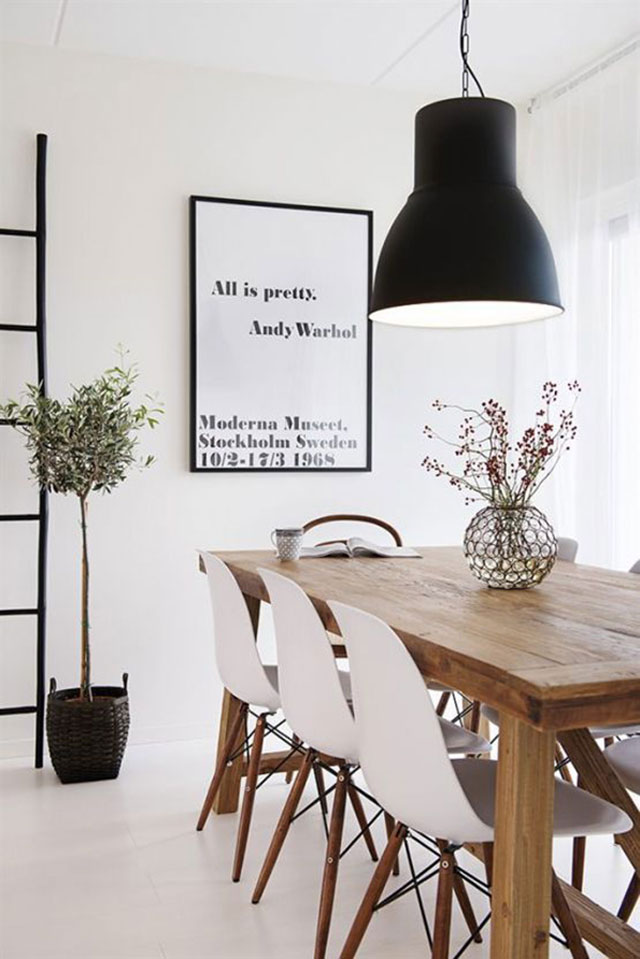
left=512, top=45, right=640, bottom=569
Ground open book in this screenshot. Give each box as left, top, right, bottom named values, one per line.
left=301, top=537, right=421, bottom=559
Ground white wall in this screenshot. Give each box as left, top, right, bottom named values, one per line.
left=0, top=43, right=514, bottom=756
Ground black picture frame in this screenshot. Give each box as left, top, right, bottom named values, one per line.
left=189, top=195, right=373, bottom=473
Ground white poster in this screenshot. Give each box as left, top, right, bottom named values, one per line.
left=190, top=197, right=372, bottom=472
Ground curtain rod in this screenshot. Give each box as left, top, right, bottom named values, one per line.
left=528, top=35, right=640, bottom=113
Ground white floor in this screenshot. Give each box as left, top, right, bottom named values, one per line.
left=1, top=740, right=637, bottom=959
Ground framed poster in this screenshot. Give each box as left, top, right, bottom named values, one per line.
left=190, top=196, right=372, bottom=472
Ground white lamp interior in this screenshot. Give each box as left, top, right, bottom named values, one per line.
left=370, top=300, right=564, bottom=328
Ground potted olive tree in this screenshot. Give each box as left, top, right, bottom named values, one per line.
left=1, top=358, right=161, bottom=783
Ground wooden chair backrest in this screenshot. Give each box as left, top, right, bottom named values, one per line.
left=302, top=514, right=403, bottom=547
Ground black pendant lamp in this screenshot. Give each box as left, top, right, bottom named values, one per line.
left=371, top=0, right=563, bottom=328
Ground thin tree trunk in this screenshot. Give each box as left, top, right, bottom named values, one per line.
left=79, top=495, right=92, bottom=701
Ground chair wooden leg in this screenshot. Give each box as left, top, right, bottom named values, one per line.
left=483, top=841, right=493, bottom=889
left=571, top=836, right=586, bottom=891
left=231, top=712, right=266, bottom=882
left=196, top=701, right=248, bottom=831
left=252, top=748, right=315, bottom=903
left=315, top=765, right=349, bottom=959
left=436, top=691, right=451, bottom=716
left=618, top=871, right=640, bottom=922
left=347, top=782, right=378, bottom=862
left=432, top=849, right=455, bottom=959
left=339, top=822, right=408, bottom=959
left=453, top=863, right=482, bottom=943
left=551, top=869, right=589, bottom=959
left=469, top=700, right=481, bottom=734
left=314, top=762, right=329, bottom=816
left=436, top=840, right=481, bottom=943
left=285, top=733, right=302, bottom=784
left=384, top=811, right=400, bottom=876
left=570, top=771, right=586, bottom=891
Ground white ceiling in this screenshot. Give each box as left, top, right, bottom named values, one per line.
left=1, top=1, right=639, bottom=104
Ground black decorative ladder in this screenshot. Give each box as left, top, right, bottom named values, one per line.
left=0, top=133, right=49, bottom=768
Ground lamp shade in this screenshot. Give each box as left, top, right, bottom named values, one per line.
left=371, top=98, right=563, bottom=328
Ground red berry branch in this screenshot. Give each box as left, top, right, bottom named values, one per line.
left=422, top=381, right=580, bottom=508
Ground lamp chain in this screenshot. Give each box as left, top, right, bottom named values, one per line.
left=460, top=0, right=485, bottom=98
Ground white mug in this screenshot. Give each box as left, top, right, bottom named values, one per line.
left=271, top=527, right=304, bottom=561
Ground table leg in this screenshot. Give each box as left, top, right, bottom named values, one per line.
left=212, top=594, right=261, bottom=815
left=491, top=714, right=556, bottom=959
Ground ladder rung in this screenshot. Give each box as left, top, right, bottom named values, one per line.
left=0, top=324, right=37, bottom=332
left=0, top=706, right=37, bottom=716
left=0, top=228, right=37, bottom=238
left=0, top=514, right=41, bottom=522
left=0, top=608, right=39, bottom=617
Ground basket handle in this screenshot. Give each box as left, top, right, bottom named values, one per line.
left=122, top=672, right=129, bottom=691
left=49, top=677, right=57, bottom=694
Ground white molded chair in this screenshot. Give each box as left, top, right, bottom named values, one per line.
left=197, top=552, right=282, bottom=881
left=254, top=568, right=490, bottom=959
left=604, top=558, right=640, bottom=922
left=201, top=552, right=280, bottom=714
left=605, top=738, right=640, bottom=796
left=252, top=567, right=372, bottom=959
left=557, top=537, right=579, bottom=562
left=605, top=737, right=640, bottom=921
left=330, top=600, right=632, bottom=959
left=605, top=738, right=640, bottom=793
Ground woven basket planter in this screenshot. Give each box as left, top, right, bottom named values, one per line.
left=46, top=674, right=130, bottom=784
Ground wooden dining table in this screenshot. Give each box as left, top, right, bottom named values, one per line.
left=202, top=546, right=640, bottom=958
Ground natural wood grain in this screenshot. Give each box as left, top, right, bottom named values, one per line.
left=252, top=748, right=315, bottom=904
left=347, top=782, right=378, bottom=862
left=232, top=711, right=265, bottom=882
left=197, top=698, right=247, bottom=827
left=302, top=513, right=403, bottom=546
left=618, top=873, right=640, bottom=923
left=339, top=823, right=408, bottom=959
left=551, top=871, right=588, bottom=959
left=314, top=763, right=329, bottom=817
left=285, top=733, right=302, bottom=784
left=572, top=835, right=586, bottom=892
left=204, top=547, right=640, bottom=731
left=432, top=849, right=455, bottom=959
left=559, top=728, right=640, bottom=875
left=241, top=749, right=298, bottom=776
left=559, top=878, right=640, bottom=959
left=482, top=842, right=493, bottom=888
left=556, top=743, right=574, bottom=784
left=466, top=843, right=640, bottom=959
left=491, top=715, right=556, bottom=959
left=240, top=748, right=343, bottom=777
left=315, top=766, right=349, bottom=959
left=384, top=811, right=400, bottom=877
left=436, top=839, right=482, bottom=944
left=200, top=547, right=640, bottom=957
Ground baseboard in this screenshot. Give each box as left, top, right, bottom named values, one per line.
left=0, top=738, right=36, bottom=760
left=129, top=723, right=213, bottom=745
left=0, top=723, right=214, bottom=760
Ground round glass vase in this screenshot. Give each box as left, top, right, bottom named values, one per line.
left=463, top=504, right=557, bottom=589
